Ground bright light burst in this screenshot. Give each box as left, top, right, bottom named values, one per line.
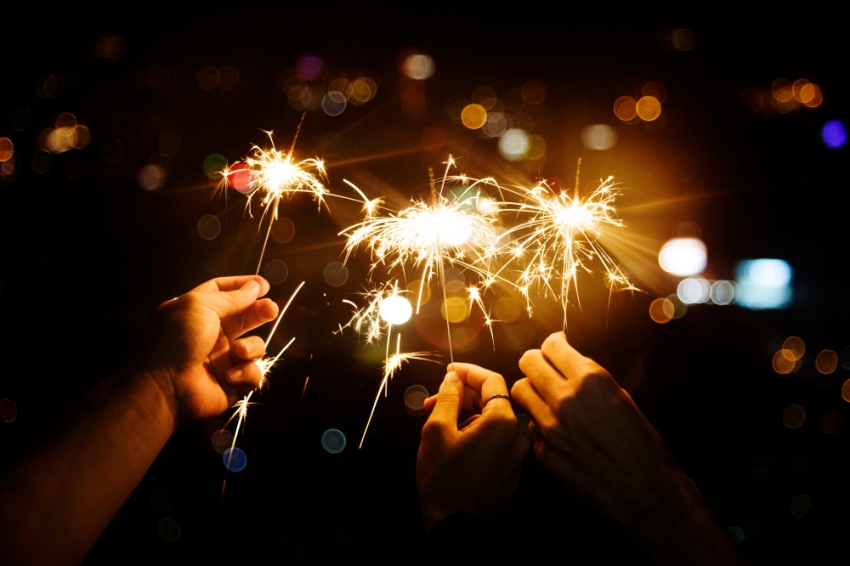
left=499, top=171, right=637, bottom=327
left=340, top=159, right=503, bottom=316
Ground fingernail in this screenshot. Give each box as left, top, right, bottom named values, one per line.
left=444, top=372, right=459, bottom=384
left=243, top=280, right=259, bottom=292
left=228, top=368, right=243, bottom=383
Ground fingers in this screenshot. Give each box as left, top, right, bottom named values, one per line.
left=192, top=275, right=270, bottom=296
left=518, top=348, right=568, bottom=404
left=511, top=378, right=558, bottom=432
left=231, top=336, right=266, bottom=362
left=224, top=360, right=263, bottom=394
left=449, top=363, right=513, bottom=415
left=192, top=279, right=264, bottom=322
left=425, top=372, right=465, bottom=435
left=539, top=332, right=595, bottom=380
left=222, top=298, right=279, bottom=338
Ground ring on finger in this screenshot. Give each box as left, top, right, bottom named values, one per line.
left=483, top=393, right=511, bottom=408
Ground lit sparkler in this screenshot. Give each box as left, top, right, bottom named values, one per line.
left=219, top=128, right=328, bottom=276
left=498, top=163, right=637, bottom=328
left=223, top=281, right=305, bottom=480
left=340, top=158, right=503, bottom=362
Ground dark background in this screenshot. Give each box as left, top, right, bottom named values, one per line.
left=1, top=10, right=847, bottom=564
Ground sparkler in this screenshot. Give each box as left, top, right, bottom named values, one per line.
left=222, top=281, right=305, bottom=484
left=337, top=282, right=436, bottom=447
left=497, top=161, right=637, bottom=328
left=219, top=128, right=328, bottom=277
left=340, top=158, right=503, bottom=363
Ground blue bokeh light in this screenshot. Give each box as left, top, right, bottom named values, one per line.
left=821, top=120, right=846, bottom=149
left=321, top=429, right=347, bottom=454
left=735, top=259, right=792, bottom=309
left=222, top=447, right=247, bottom=472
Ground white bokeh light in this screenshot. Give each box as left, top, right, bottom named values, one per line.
left=379, top=295, right=413, bottom=325
left=658, top=237, right=707, bottom=276
left=735, top=259, right=793, bottom=309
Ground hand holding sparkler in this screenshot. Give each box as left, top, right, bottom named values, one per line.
left=512, top=333, right=746, bottom=565
left=0, top=275, right=279, bottom=566
left=134, top=275, right=279, bottom=428
left=416, top=364, right=528, bottom=532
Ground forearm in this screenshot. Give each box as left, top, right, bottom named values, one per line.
left=624, top=467, right=747, bottom=566
left=0, top=371, right=175, bottom=566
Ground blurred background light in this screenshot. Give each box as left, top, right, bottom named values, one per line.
left=0, top=398, right=17, bottom=423
left=297, top=54, right=324, bottom=80
left=521, top=79, right=547, bottom=104
left=461, top=104, right=487, bottom=129
left=710, top=280, right=736, bottom=305
left=222, top=447, right=247, bottom=472
left=782, top=404, right=806, bottom=428
left=580, top=125, right=617, bottom=150
left=323, top=262, right=349, bottom=287
left=321, top=429, right=346, bottom=453
left=0, top=138, right=13, bottom=162
left=671, top=27, right=697, bottom=51
left=649, top=297, right=675, bottom=323
left=735, top=259, right=792, bottom=309
left=636, top=96, right=662, bottom=121
left=498, top=128, right=529, bottom=161
left=379, top=295, right=412, bottom=325
left=402, top=54, right=435, bottom=80
left=821, top=120, right=846, bottom=149
left=264, top=260, right=289, bottom=285
left=322, top=91, right=347, bottom=116
left=658, top=237, right=707, bottom=276
left=613, top=96, right=638, bottom=121
left=403, top=385, right=429, bottom=417
left=816, top=350, right=838, bottom=374
left=677, top=277, right=711, bottom=304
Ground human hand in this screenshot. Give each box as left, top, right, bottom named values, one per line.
left=511, top=332, right=677, bottom=527
left=511, top=333, right=746, bottom=564
left=417, top=363, right=529, bottom=531
left=132, top=275, right=279, bottom=429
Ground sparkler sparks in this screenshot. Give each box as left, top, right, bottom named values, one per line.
left=222, top=281, right=305, bottom=483
left=498, top=165, right=637, bottom=327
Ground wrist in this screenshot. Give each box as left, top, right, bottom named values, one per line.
left=118, top=367, right=180, bottom=436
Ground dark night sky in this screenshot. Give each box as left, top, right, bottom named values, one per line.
left=1, top=11, right=847, bottom=564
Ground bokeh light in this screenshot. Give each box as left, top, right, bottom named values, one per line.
left=402, top=54, right=435, bottom=80
left=321, top=429, right=347, bottom=454
left=196, top=65, right=220, bottom=90
left=203, top=153, right=227, bottom=180
left=677, top=277, right=711, bottom=304
left=801, top=83, right=823, bottom=107
left=482, top=112, right=508, bottom=137
left=658, top=237, right=707, bottom=276
left=323, top=262, right=349, bottom=287
left=735, top=259, right=793, bottom=310
left=493, top=296, right=523, bottom=323
left=671, top=27, right=697, bottom=51
left=0, top=138, right=13, bottom=162
left=138, top=164, right=166, bottom=190
left=471, top=85, right=497, bottom=109
left=222, top=447, right=247, bottom=472
left=613, top=96, right=638, bottom=121
left=196, top=215, right=221, bottom=240
left=379, top=295, right=413, bottom=325
left=841, top=346, right=850, bottom=370
left=441, top=297, right=469, bottom=323
left=157, top=517, right=181, bottom=541
left=522, top=79, right=547, bottom=104
left=264, top=260, right=289, bottom=285
left=297, top=55, right=324, bottom=80
left=649, top=297, right=675, bottom=323
left=271, top=217, right=296, bottom=243
left=403, top=385, right=429, bottom=417
left=580, top=125, right=617, bottom=150
left=816, top=350, right=838, bottom=374
left=0, top=398, right=18, bottom=423
left=636, top=96, right=662, bottom=121
left=498, top=128, right=529, bottom=161
left=12, top=108, right=32, bottom=132
left=772, top=350, right=796, bottom=374
left=408, top=280, right=431, bottom=305
left=210, top=429, right=234, bottom=454
left=666, top=294, right=688, bottom=319
left=841, top=379, right=850, bottom=403
left=782, top=404, right=806, bottom=428
left=461, top=104, right=487, bottom=129
left=790, top=494, right=813, bottom=518
left=710, top=280, right=736, bottom=305
left=219, top=66, right=239, bottom=90
left=821, top=120, right=846, bottom=149
left=322, top=91, right=347, bottom=116
left=740, top=88, right=764, bottom=113
left=783, top=336, right=805, bottom=360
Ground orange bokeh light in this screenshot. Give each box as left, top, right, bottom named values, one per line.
left=636, top=96, right=662, bottom=121
left=613, top=96, right=637, bottom=121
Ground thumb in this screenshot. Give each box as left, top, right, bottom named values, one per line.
left=204, top=279, right=262, bottom=319
left=427, top=371, right=464, bottom=432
